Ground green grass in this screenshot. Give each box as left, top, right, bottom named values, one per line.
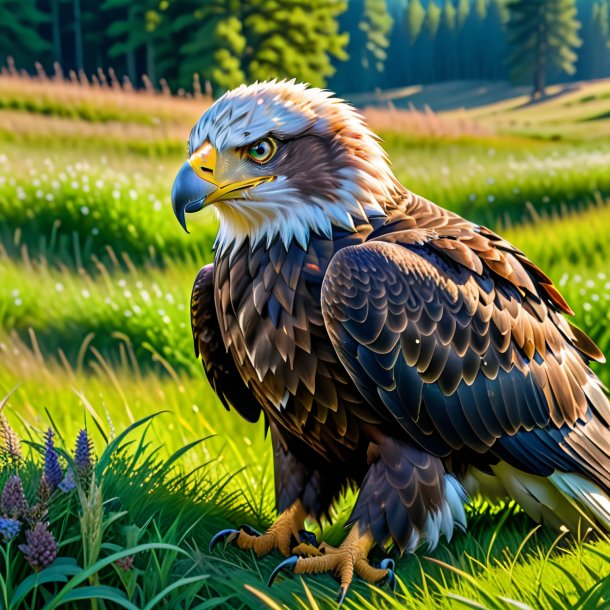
left=3, top=138, right=610, bottom=272
left=3, top=409, right=610, bottom=609
left=2, top=81, right=610, bottom=609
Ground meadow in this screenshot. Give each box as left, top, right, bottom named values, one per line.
left=1, top=71, right=610, bottom=608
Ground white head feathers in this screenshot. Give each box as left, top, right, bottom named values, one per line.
left=188, top=80, right=402, bottom=255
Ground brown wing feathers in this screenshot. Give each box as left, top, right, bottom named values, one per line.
left=190, top=264, right=262, bottom=423
left=322, top=195, right=609, bottom=459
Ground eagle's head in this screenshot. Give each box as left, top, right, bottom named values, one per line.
left=171, top=80, right=401, bottom=254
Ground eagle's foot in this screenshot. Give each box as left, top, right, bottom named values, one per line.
left=209, top=500, right=306, bottom=557
left=268, top=526, right=395, bottom=603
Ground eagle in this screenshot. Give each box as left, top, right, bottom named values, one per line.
left=171, top=81, right=610, bottom=599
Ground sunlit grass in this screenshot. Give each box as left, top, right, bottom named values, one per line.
left=3, top=139, right=610, bottom=272
left=4, top=400, right=610, bottom=609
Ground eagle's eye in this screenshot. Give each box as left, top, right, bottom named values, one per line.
left=245, top=138, right=277, bottom=164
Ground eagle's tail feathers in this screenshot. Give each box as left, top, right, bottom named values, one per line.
left=549, top=471, right=610, bottom=530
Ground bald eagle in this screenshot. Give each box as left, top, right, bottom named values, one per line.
left=171, top=81, right=609, bottom=598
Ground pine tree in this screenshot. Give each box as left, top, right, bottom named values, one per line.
left=0, top=0, right=50, bottom=67
left=406, top=0, right=425, bottom=44
left=415, top=0, right=441, bottom=83
left=578, top=1, right=610, bottom=79
left=358, top=0, right=393, bottom=74
left=456, top=0, right=470, bottom=29
left=482, top=0, right=508, bottom=80
left=457, top=0, right=483, bottom=78
left=425, top=1, right=442, bottom=39
left=330, top=0, right=390, bottom=93
left=243, top=0, right=348, bottom=88
left=435, top=0, right=458, bottom=81
left=506, top=0, right=582, bottom=99
left=381, top=1, right=412, bottom=89
left=173, top=0, right=246, bottom=93
left=593, top=0, right=610, bottom=76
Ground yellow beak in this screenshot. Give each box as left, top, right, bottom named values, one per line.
left=172, top=142, right=274, bottom=232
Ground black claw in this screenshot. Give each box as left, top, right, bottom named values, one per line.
left=239, top=524, right=262, bottom=537
left=377, top=558, right=396, bottom=591
left=298, top=529, right=319, bottom=547
left=209, top=528, right=240, bottom=553
left=337, top=585, right=349, bottom=606
left=268, top=555, right=299, bottom=587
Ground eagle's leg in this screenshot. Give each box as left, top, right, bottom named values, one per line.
left=269, top=436, right=467, bottom=599
left=210, top=423, right=345, bottom=557
left=210, top=499, right=307, bottom=557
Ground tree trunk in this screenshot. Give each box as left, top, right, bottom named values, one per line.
left=146, top=41, right=156, bottom=86
left=73, top=0, right=83, bottom=71
left=51, top=0, right=62, bottom=64
left=533, top=19, right=546, bottom=100
left=126, top=49, right=136, bottom=85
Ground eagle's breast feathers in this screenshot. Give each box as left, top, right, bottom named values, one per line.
left=193, top=189, right=607, bottom=464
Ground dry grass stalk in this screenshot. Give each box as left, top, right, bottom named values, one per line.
left=363, top=104, right=491, bottom=138
left=0, top=59, right=211, bottom=128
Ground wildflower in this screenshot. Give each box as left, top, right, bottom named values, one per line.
left=115, top=555, right=134, bottom=571
left=74, top=429, right=93, bottom=478
left=0, top=415, right=22, bottom=460
left=28, top=477, right=51, bottom=524
left=19, top=522, right=57, bottom=570
left=59, top=468, right=76, bottom=493
left=0, top=517, right=21, bottom=542
left=43, top=429, right=63, bottom=490
left=1, top=475, right=27, bottom=518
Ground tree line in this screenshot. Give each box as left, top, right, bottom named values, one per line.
left=2, top=0, right=610, bottom=98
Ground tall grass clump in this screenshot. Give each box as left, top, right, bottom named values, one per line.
left=0, top=405, right=278, bottom=609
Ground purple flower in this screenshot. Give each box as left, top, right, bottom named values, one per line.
left=43, top=429, right=63, bottom=490
left=19, top=522, right=57, bottom=570
left=74, top=429, right=93, bottom=477
left=1, top=475, right=27, bottom=518
left=58, top=468, right=76, bottom=493
left=0, top=516, right=21, bottom=542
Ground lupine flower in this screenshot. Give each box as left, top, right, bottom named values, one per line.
left=43, top=429, right=63, bottom=490
left=0, top=415, right=22, bottom=460
left=1, top=474, right=27, bottom=518
left=19, top=522, right=57, bottom=570
left=59, top=468, right=76, bottom=493
left=0, top=516, right=21, bottom=542
left=74, top=429, right=93, bottom=477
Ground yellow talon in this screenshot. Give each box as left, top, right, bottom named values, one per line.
left=211, top=500, right=307, bottom=557
left=268, top=525, right=396, bottom=601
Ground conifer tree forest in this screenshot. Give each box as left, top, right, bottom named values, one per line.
left=1, top=0, right=610, bottom=97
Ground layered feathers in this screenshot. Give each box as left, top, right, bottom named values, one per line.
left=188, top=81, right=610, bottom=551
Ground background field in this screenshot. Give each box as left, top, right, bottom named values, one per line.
left=2, top=73, right=610, bottom=608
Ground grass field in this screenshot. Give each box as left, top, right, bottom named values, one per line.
left=1, top=73, right=610, bottom=608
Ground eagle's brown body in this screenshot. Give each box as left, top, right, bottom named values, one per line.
left=193, top=189, right=610, bottom=550
left=174, top=81, right=610, bottom=589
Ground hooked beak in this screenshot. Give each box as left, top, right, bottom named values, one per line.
left=171, top=142, right=275, bottom=233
